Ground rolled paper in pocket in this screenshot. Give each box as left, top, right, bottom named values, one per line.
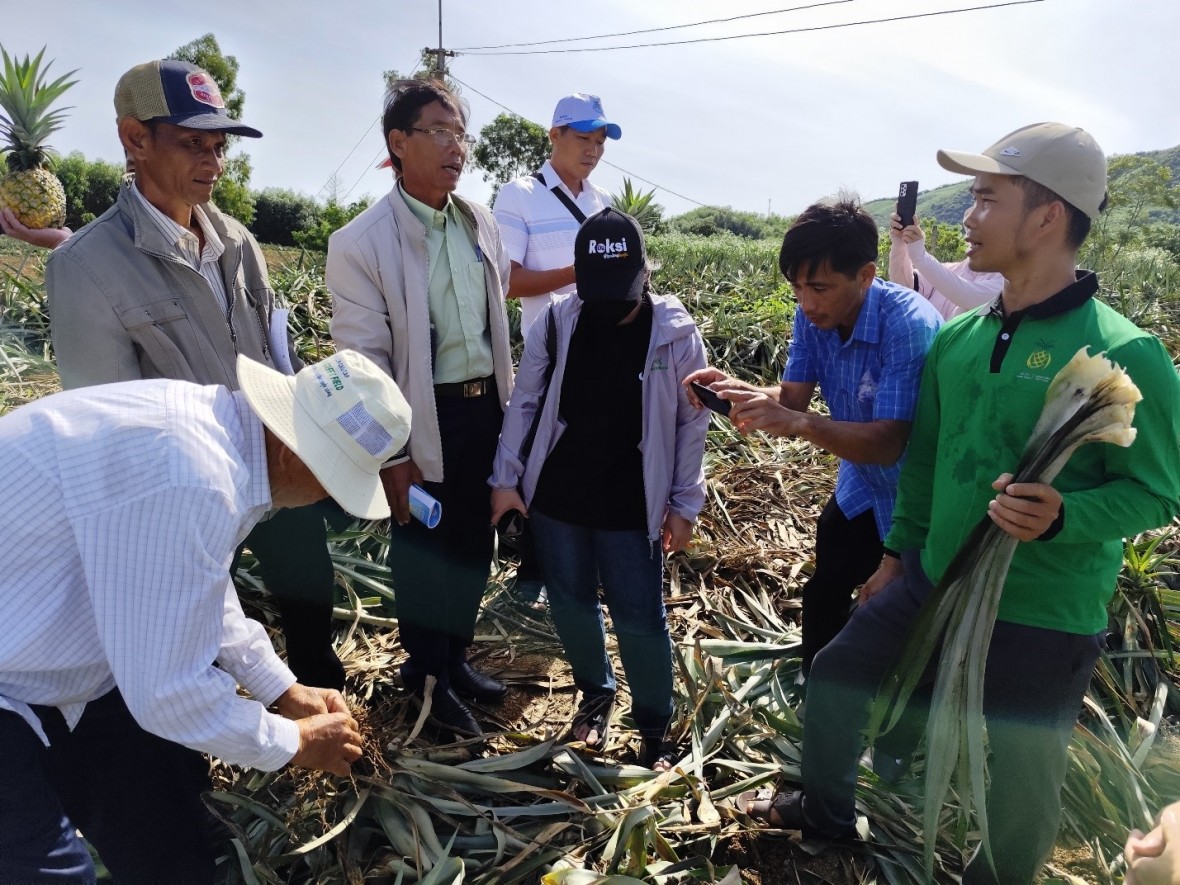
left=409, top=484, right=442, bottom=529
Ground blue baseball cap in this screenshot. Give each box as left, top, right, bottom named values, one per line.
left=114, top=59, right=262, bottom=138
left=551, top=93, right=621, bottom=140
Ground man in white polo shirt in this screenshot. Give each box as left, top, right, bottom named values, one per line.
left=493, top=93, right=621, bottom=342
left=492, top=94, right=620, bottom=609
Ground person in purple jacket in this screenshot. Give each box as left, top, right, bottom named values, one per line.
left=489, top=208, right=710, bottom=769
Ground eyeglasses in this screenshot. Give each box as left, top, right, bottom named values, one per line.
left=409, top=127, right=477, bottom=148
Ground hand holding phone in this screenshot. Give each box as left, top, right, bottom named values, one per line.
left=897, top=180, right=919, bottom=228
left=690, top=381, right=732, bottom=417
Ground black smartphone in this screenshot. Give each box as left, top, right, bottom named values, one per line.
left=690, top=381, right=732, bottom=417
left=897, top=180, right=919, bottom=227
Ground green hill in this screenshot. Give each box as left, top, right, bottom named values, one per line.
left=863, top=145, right=1180, bottom=228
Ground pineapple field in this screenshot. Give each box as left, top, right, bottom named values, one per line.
left=2, top=230, right=1179, bottom=885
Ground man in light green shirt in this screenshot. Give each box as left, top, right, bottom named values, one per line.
left=399, top=187, right=494, bottom=383
left=327, top=80, right=515, bottom=741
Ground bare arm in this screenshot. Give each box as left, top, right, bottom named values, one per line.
left=729, top=387, right=912, bottom=465
left=506, top=261, right=576, bottom=299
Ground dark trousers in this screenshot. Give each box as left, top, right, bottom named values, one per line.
left=802, top=551, right=1103, bottom=884
left=388, top=392, right=503, bottom=686
left=0, top=691, right=224, bottom=885
left=800, top=497, right=883, bottom=675
left=236, top=502, right=346, bottom=690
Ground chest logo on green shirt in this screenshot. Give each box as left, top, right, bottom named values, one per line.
left=1026, top=338, right=1054, bottom=370
left=1016, top=338, right=1056, bottom=384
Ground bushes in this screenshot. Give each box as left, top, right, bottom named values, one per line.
left=250, top=189, right=318, bottom=247
left=53, top=152, right=123, bottom=229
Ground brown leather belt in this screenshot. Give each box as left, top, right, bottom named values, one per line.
left=434, top=376, right=494, bottom=398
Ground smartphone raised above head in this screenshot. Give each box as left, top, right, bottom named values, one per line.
left=690, top=381, right=732, bottom=417
left=897, top=180, right=919, bottom=228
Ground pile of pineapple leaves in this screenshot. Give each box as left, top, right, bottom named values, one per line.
left=2, top=234, right=1179, bottom=885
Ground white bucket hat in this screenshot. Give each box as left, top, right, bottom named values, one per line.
left=238, top=350, right=411, bottom=520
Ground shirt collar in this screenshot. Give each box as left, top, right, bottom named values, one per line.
left=983, top=270, right=1098, bottom=321
left=398, top=180, right=453, bottom=231
left=538, top=159, right=586, bottom=201
left=130, top=181, right=224, bottom=263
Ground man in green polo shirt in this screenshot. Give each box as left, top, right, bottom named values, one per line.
left=746, top=123, right=1180, bottom=884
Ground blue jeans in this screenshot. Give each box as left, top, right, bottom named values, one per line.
left=530, top=509, right=673, bottom=738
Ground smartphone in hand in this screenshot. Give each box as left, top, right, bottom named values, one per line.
left=690, top=381, right=732, bottom=417
left=897, top=180, right=919, bottom=227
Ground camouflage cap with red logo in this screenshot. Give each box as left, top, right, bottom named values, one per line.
left=114, top=59, right=262, bottom=138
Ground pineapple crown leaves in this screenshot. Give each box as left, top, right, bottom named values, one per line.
left=0, top=46, right=79, bottom=171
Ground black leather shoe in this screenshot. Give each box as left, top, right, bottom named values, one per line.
left=449, top=661, right=508, bottom=704
left=415, top=685, right=483, bottom=738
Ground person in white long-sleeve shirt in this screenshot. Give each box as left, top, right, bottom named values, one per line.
left=888, top=212, right=1003, bottom=318
left=0, top=350, right=410, bottom=885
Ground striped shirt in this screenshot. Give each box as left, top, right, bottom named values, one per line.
left=492, top=160, right=611, bottom=340
left=130, top=182, right=230, bottom=315
left=783, top=278, right=942, bottom=538
left=0, top=381, right=301, bottom=770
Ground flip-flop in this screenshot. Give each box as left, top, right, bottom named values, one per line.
left=736, top=787, right=801, bottom=828
left=565, top=691, right=615, bottom=750
left=640, top=737, right=679, bottom=771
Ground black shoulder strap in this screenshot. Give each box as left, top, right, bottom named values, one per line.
left=531, top=169, right=587, bottom=224
left=520, top=307, right=560, bottom=460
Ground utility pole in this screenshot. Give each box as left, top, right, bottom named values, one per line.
left=423, top=0, right=455, bottom=81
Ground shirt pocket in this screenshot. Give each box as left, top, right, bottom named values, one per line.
left=117, top=298, right=206, bottom=382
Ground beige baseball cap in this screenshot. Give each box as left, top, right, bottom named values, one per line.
left=937, top=122, right=1107, bottom=219
left=238, top=350, right=411, bottom=520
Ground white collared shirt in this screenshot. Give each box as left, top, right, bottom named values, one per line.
left=492, top=159, right=611, bottom=340
left=0, top=381, right=301, bottom=770
left=131, top=182, right=231, bottom=315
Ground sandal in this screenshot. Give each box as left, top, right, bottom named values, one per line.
left=737, top=787, right=805, bottom=828
left=566, top=692, right=615, bottom=750
left=640, top=737, right=679, bottom=772
left=737, top=788, right=857, bottom=840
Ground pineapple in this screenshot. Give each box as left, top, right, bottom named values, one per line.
left=0, top=46, right=77, bottom=229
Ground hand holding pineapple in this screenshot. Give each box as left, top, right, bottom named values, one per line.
left=0, top=206, right=70, bottom=247
left=0, top=46, right=76, bottom=230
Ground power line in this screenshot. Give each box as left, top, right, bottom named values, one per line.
left=448, top=75, right=708, bottom=208
left=315, top=51, right=421, bottom=199
left=341, top=146, right=389, bottom=202
left=458, top=0, right=1044, bottom=55
left=453, top=0, right=857, bottom=51
left=316, top=115, right=380, bottom=199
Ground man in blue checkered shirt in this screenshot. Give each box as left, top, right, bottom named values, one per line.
left=684, top=199, right=942, bottom=674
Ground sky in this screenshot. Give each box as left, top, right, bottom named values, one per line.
left=7, top=0, right=1178, bottom=219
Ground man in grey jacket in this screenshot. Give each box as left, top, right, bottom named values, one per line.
left=44, top=59, right=348, bottom=690
left=327, top=79, right=514, bottom=740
